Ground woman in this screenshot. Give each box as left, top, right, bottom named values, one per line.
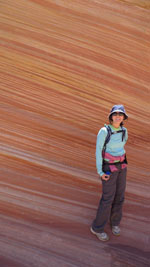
left=91, top=104, right=128, bottom=241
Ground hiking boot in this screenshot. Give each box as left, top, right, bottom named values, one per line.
left=90, top=227, right=109, bottom=241
left=112, top=226, right=120, bottom=236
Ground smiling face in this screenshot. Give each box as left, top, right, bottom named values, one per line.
left=111, top=112, right=124, bottom=128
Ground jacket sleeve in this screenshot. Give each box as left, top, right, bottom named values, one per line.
left=96, top=127, right=107, bottom=177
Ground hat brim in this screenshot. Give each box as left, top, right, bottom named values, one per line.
left=109, top=110, right=128, bottom=120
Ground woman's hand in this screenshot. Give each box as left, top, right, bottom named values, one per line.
left=101, top=173, right=110, bottom=181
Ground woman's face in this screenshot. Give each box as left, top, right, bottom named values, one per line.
left=112, top=112, right=124, bottom=125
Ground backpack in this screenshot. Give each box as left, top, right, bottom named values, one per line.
left=103, top=125, right=126, bottom=153
left=102, top=125, right=128, bottom=171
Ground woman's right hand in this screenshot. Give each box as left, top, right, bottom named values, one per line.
left=101, top=173, right=110, bottom=181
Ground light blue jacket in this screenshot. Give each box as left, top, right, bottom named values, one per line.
left=96, top=124, right=128, bottom=176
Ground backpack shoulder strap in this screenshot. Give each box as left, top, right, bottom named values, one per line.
left=121, top=126, right=126, bottom=141
left=103, top=125, right=112, bottom=152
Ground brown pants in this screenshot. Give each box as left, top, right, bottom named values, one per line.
left=92, top=165, right=127, bottom=233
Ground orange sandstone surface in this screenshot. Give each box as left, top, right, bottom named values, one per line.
left=0, top=0, right=150, bottom=266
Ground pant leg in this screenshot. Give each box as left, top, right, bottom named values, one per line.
left=92, top=171, right=119, bottom=233
left=110, top=167, right=127, bottom=226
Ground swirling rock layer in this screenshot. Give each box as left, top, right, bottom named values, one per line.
left=0, top=0, right=150, bottom=266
